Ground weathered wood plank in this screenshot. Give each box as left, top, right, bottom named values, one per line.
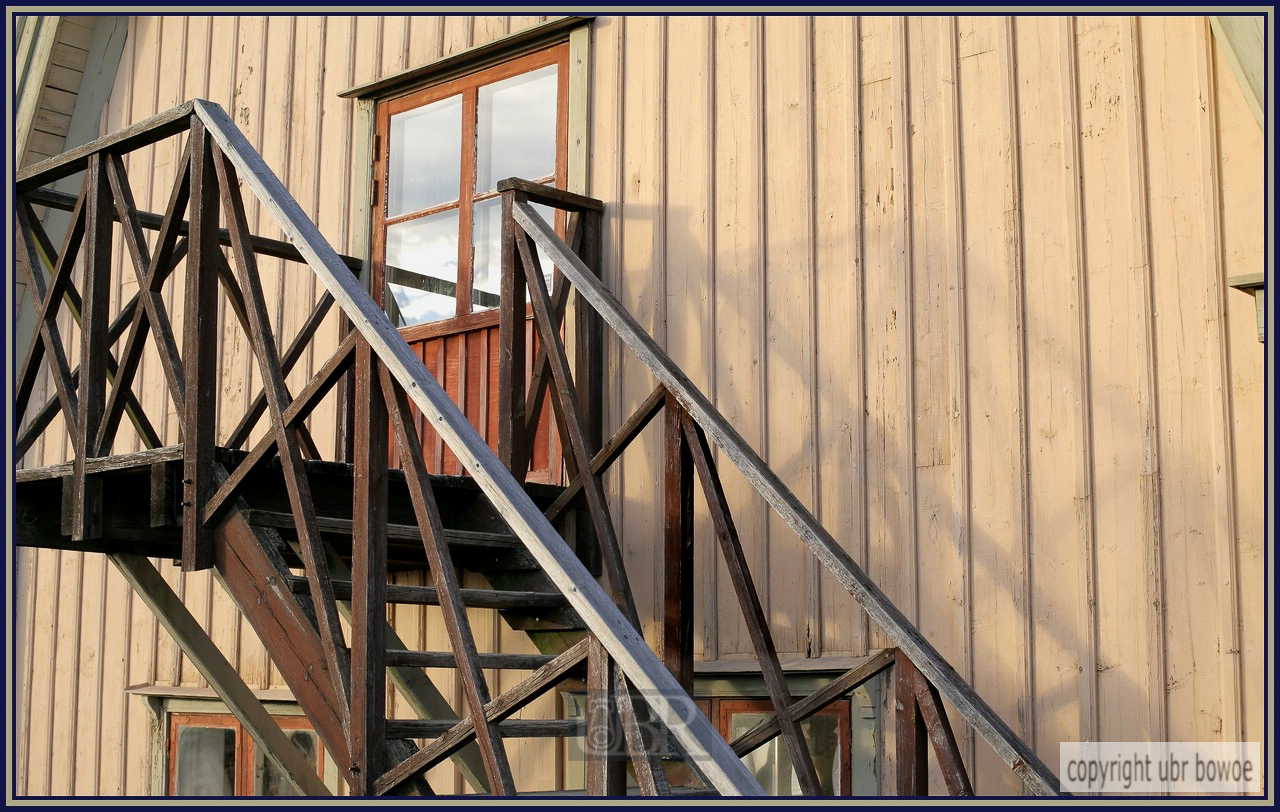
left=349, top=338, right=388, bottom=792
left=513, top=197, right=1061, bottom=794
left=520, top=233, right=638, bottom=624
left=71, top=154, right=112, bottom=540
left=109, top=552, right=330, bottom=796
left=913, top=668, right=973, bottom=796
left=895, top=651, right=929, bottom=796
left=195, top=99, right=763, bottom=795
left=24, top=186, right=365, bottom=273
left=543, top=383, right=666, bottom=523
left=290, top=577, right=567, bottom=610
left=15, top=445, right=183, bottom=483
left=181, top=123, right=219, bottom=570
left=585, top=636, right=626, bottom=796
left=385, top=719, right=584, bottom=739
left=385, top=650, right=559, bottom=670
left=16, top=100, right=194, bottom=191
left=662, top=393, right=693, bottom=689
left=495, top=177, right=604, bottom=212
left=498, top=188, right=529, bottom=478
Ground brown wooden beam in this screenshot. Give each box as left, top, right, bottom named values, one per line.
left=662, top=392, right=694, bottom=690
left=585, top=636, right=627, bottom=796
left=349, top=338, right=388, bottom=793
left=497, top=188, right=529, bottom=479
left=181, top=122, right=219, bottom=570
left=914, top=666, right=974, bottom=796
left=71, top=153, right=112, bottom=541
left=895, top=650, right=929, bottom=796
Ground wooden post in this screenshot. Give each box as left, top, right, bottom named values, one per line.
left=71, top=153, right=112, bottom=541
left=181, top=120, right=219, bottom=570
left=350, top=338, right=388, bottom=793
left=497, top=187, right=529, bottom=480
left=662, top=392, right=694, bottom=690
left=573, top=206, right=604, bottom=573
left=586, top=636, right=627, bottom=796
left=895, top=650, right=929, bottom=796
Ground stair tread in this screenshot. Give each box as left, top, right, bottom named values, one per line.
left=287, top=575, right=569, bottom=610
left=245, top=509, right=520, bottom=547
left=385, top=649, right=563, bottom=670
left=386, top=719, right=584, bottom=738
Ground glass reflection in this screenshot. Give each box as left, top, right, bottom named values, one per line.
left=175, top=726, right=236, bottom=796
left=386, top=210, right=460, bottom=326
left=475, top=65, right=558, bottom=192
left=257, top=731, right=318, bottom=796
left=389, top=95, right=462, bottom=217
left=471, top=199, right=556, bottom=313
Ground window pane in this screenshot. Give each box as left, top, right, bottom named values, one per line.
left=389, top=95, right=463, bottom=217
left=256, top=730, right=319, bottom=796
left=174, top=726, right=236, bottom=796
left=472, top=198, right=558, bottom=314
left=386, top=210, right=460, bottom=326
left=475, top=65, right=558, bottom=193
left=728, top=711, right=841, bottom=796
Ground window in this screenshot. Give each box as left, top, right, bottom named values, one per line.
left=166, top=712, right=336, bottom=797
left=374, top=45, right=568, bottom=329
left=718, top=699, right=851, bottom=795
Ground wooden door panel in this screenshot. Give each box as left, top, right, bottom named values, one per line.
left=392, top=314, right=559, bottom=484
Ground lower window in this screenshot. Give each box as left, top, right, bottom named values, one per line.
left=167, top=712, right=327, bottom=796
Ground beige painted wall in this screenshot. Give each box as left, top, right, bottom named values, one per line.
left=15, top=15, right=1266, bottom=796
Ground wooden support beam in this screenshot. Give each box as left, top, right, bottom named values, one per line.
left=586, top=636, right=627, bottom=796
left=498, top=188, right=529, bottom=478
left=23, top=184, right=365, bottom=273
left=662, top=392, right=694, bottom=690
left=349, top=338, right=388, bottom=793
left=109, top=551, right=331, bottom=796
left=572, top=207, right=605, bottom=574
left=181, top=121, right=219, bottom=570
left=913, top=666, right=974, bottom=796
left=513, top=198, right=1062, bottom=794
left=895, top=650, right=929, bottom=796
left=71, top=152, right=112, bottom=541
left=682, top=413, right=822, bottom=795
left=196, top=100, right=764, bottom=795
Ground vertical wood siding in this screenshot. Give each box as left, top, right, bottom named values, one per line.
left=16, top=14, right=1264, bottom=796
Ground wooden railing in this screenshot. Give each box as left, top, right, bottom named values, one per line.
left=14, top=97, right=1063, bottom=796
left=503, top=185, right=1065, bottom=797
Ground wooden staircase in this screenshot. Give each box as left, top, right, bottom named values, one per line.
left=13, top=99, right=1066, bottom=797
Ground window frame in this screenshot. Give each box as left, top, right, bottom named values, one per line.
left=371, top=42, right=571, bottom=338
left=162, top=708, right=337, bottom=797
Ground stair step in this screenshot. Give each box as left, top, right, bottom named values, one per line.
left=386, top=719, right=584, bottom=739
left=243, top=509, right=538, bottom=571
left=385, top=650, right=561, bottom=670
left=287, top=576, right=569, bottom=610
